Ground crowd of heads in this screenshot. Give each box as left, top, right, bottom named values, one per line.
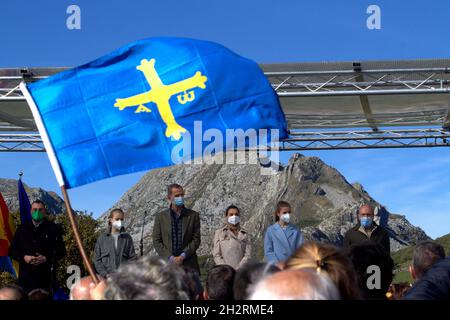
left=1, top=238, right=447, bottom=300
left=62, top=242, right=435, bottom=300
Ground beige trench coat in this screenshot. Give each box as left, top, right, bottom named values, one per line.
left=213, top=226, right=252, bottom=270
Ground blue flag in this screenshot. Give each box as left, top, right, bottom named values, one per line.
left=18, top=178, right=31, bottom=224
left=21, top=37, right=288, bottom=189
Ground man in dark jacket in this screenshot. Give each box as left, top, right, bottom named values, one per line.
left=9, top=200, right=66, bottom=293
left=152, top=183, right=201, bottom=273
left=403, top=257, right=450, bottom=300
left=343, top=204, right=390, bottom=253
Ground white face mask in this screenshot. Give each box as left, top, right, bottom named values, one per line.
left=112, top=220, right=123, bottom=230
left=280, top=213, right=290, bottom=223
left=228, top=215, right=240, bottom=225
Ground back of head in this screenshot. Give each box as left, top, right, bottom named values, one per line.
left=233, top=262, right=280, bottom=300
left=104, top=256, right=190, bottom=300
left=412, top=241, right=445, bottom=280
left=28, top=288, right=51, bottom=301
left=206, top=265, right=236, bottom=300
left=346, top=242, right=394, bottom=299
left=70, top=276, right=97, bottom=300
left=249, top=269, right=340, bottom=300
left=0, top=285, right=28, bottom=301
left=182, top=266, right=204, bottom=300
left=286, top=241, right=361, bottom=299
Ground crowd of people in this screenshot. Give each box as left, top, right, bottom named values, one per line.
left=0, top=183, right=448, bottom=300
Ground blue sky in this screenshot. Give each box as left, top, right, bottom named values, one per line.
left=1, top=0, right=449, bottom=238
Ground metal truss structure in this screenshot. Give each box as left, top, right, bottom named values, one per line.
left=281, top=128, right=450, bottom=150
left=1, top=60, right=450, bottom=151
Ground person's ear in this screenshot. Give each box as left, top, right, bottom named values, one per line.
left=203, top=290, right=209, bottom=300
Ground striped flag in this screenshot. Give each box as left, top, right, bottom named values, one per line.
left=0, top=191, right=18, bottom=277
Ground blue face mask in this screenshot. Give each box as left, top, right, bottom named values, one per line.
left=360, top=217, right=373, bottom=229
left=174, top=196, right=184, bottom=206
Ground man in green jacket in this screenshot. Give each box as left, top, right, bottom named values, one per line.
left=152, top=183, right=201, bottom=273
left=344, top=204, right=390, bottom=253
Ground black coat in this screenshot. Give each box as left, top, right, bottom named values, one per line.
left=403, top=257, right=450, bottom=300
left=343, top=223, right=390, bottom=253
left=9, top=219, right=66, bottom=292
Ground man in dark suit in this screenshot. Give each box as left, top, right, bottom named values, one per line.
left=152, top=184, right=201, bottom=273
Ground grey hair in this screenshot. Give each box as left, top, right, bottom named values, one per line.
left=104, top=256, right=190, bottom=300
left=249, top=269, right=341, bottom=300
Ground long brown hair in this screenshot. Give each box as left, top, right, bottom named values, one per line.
left=108, top=208, right=124, bottom=227
left=285, top=241, right=362, bottom=300
left=274, top=201, right=291, bottom=222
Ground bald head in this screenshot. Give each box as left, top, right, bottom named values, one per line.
left=70, top=276, right=97, bottom=300
left=0, top=286, right=28, bottom=300
left=358, top=204, right=374, bottom=215
left=249, top=269, right=340, bottom=300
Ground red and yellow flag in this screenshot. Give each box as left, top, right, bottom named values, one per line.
left=0, top=191, right=19, bottom=276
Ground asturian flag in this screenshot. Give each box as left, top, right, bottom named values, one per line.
left=21, top=37, right=287, bottom=189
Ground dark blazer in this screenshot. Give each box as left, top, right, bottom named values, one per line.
left=9, top=219, right=66, bottom=292
left=343, top=222, right=390, bottom=253
left=152, top=207, right=201, bottom=273
left=93, top=231, right=137, bottom=278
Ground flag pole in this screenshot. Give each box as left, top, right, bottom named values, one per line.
left=61, top=185, right=99, bottom=285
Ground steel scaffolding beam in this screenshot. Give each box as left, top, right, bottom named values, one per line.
left=0, top=133, right=45, bottom=152
left=281, top=128, right=450, bottom=150
left=1, top=60, right=450, bottom=151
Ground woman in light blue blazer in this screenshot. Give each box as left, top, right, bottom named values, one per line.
left=264, top=201, right=304, bottom=265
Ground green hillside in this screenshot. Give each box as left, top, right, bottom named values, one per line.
left=392, top=233, right=450, bottom=283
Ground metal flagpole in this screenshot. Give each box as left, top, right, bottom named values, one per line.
left=140, top=210, right=147, bottom=257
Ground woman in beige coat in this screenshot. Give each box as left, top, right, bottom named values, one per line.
left=213, top=205, right=252, bottom=270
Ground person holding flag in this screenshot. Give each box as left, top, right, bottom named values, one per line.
left=9, top=200, right=66, bottom=293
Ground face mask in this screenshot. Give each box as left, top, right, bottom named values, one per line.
left=112, top=220, right=123, bottom=230
left=31, top=209, right=44, bottom=222
left=228, top=215, right=240, bottom=225
left=280, top=213, right=290, bottom=223
left=360, top=217, right=373, bottom=229
left=174, top=196, right=184, bottom=206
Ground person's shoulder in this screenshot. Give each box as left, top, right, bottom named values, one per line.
left=214, top=227, right=226, bottom=237
left=345, top=224, right=359, bottom=234
left=44, top=219, right=62, bottom=230
left=375, top=224, right=390, bottom=235
left=96, top=232, right=110, bottom=241
left=120, top=232, right=133, bottom=239
left=155, top=208, right=170, bottom=217
left=239, top=227, right=248, bottom=234
left=185, top=207, right=198, bottom=214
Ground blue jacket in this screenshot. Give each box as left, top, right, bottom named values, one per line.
left=264, top=223, right=304, bottom=264
left=403, top=257, right=450, bottom=300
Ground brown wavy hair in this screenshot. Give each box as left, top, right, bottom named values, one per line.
left=285, top=241, right=362, bottom=300
left=274, top=201, right=291, bottom=222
